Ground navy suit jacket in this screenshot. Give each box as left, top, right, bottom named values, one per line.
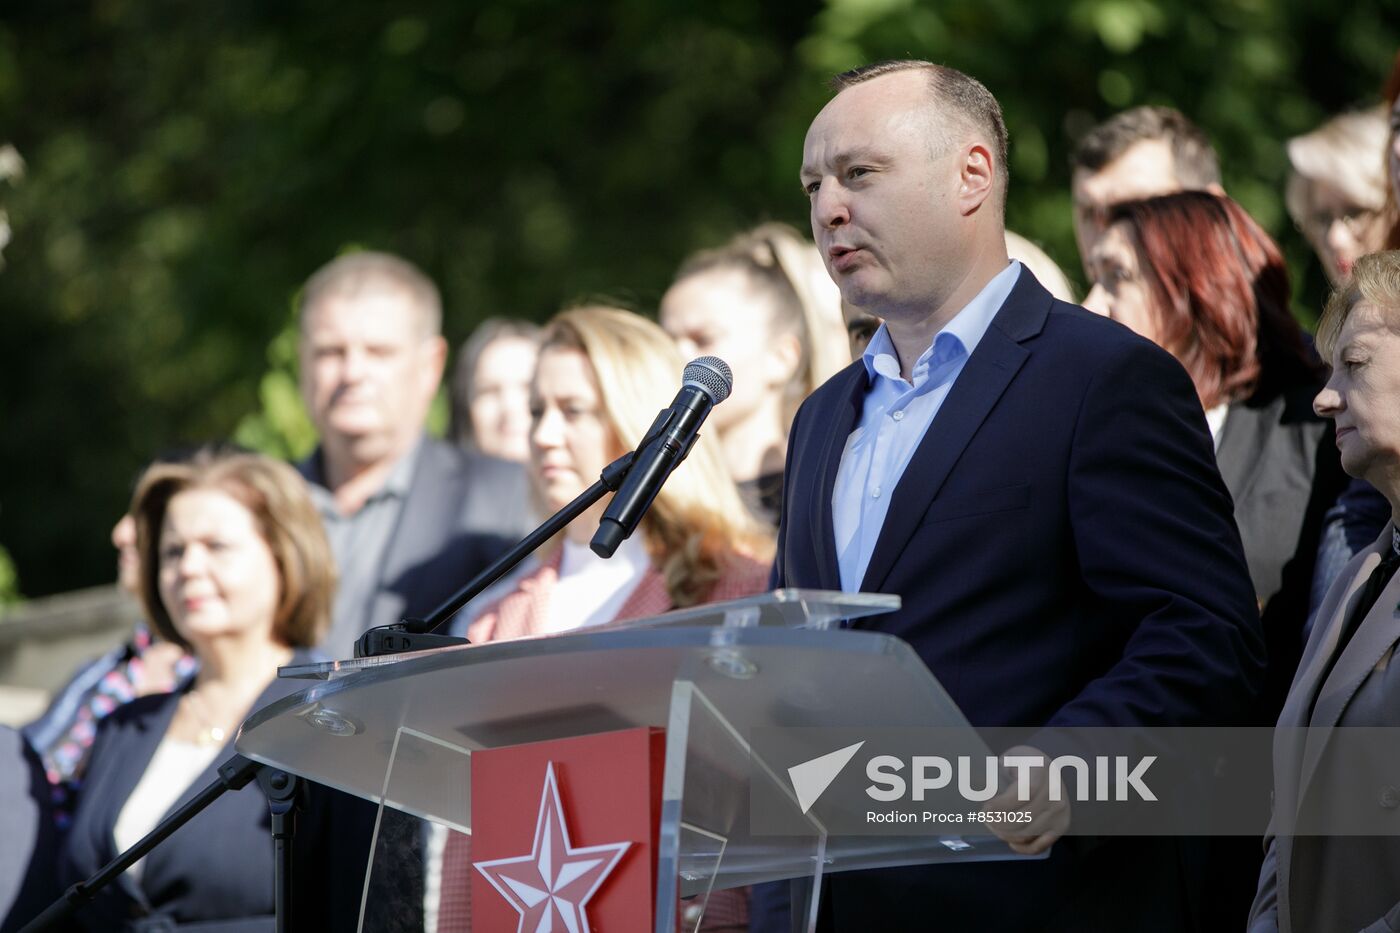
left=57, top=655, right=373, bottom=932
left=760, top=270, right=1265, bottom=932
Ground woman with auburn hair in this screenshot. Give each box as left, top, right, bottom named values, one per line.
left=57, top=448, right=363, bottom=931
left=661, top=223, right=848, bottom=525
left=1083, top=191, right=1346, bottom=710
left=438, top=308, right=769, bottom=932
left=1251, top=251, right=1400, bottom=933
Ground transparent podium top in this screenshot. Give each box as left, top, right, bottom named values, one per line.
left=238, top=590, right=1026, bottom=897
left=278, top=588, right=900, bottom=680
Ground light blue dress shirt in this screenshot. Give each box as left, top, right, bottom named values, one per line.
left=834, top=261, right=1023, bottom=592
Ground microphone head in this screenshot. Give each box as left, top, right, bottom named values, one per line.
left=683, top=356, right=733, bottom=404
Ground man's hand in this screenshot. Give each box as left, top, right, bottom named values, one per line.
left=983, top=744, right=1071, bottom=856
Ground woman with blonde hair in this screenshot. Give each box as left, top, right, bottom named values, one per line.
left=440, top=308, right=769, bottom=931
left=661, top=224, right=847, bottom=524
left=467, top=306, right=772, bottom=642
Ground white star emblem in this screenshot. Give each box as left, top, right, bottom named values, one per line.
left=475, top=762, right=631, bottom=933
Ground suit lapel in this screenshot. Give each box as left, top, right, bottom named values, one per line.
left=1295, top=528, right=1400, bottom=799
left=371, top=440, right=464, bottom=627
left=857, top=277, right=1046, bottom=595
left=1266, top=544, right=1373, bottom=899
left=1290, top=549, right=1381, bottom=723
left=1214, top=397, right=1288, bottom=506
left=813, top=366, right=868, bottom=591
left=1212, top=402, right=1255, bottom=498
left=104, top=691, right=183, bottom=906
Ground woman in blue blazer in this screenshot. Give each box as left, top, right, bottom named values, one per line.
left=58, top=449, right=367, bottom=932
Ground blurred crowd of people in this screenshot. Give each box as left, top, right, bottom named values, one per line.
left=2, top=46, right=1400, bottom=933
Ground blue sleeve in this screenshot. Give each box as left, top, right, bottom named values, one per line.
left=1306, top=477, right=1390, bottom=629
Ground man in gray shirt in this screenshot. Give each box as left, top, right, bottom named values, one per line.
left=296, top=251, right=530, bottom=659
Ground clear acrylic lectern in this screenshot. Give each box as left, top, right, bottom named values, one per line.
left=236, top=590, right=1029, bottom=932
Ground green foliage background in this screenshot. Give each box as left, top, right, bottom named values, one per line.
left=1, top=0, right=1396, bottom=598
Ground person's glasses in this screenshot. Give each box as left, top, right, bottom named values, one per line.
left=1303, top=205, right=1384, bottom=239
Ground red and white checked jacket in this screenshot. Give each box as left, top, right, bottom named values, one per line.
left=466, top=546, right=772, bottom=643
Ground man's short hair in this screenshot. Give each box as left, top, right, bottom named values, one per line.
left=1072, top=106, right=1221, bottom=188
left=831, top=60, right=1009, bottom=209
left=298, top=251, right=442, bottom=337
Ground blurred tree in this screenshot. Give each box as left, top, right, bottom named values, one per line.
left=0, top=142, right=20, bottom=270
left=0, top=0, right=1395, bottom=596
left=0, top=540, right=19, bottom=607
left=0, top=0, right=823, bottom=595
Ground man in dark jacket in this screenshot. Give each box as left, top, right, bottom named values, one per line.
left=295, top=251, right=530, bottom=659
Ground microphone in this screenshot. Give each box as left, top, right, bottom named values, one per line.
left=590, top=356, right=732, bottom=558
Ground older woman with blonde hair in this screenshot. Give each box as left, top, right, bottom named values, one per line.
left=468, top=306, right=772, bottom=642
left=57, top=448, right=362, bottom=931
left=661, top=224, right=848, bottom=525
left=1286, top=106, right=1393, bottom=284
left=1251, top=251, right=1400, bottom=933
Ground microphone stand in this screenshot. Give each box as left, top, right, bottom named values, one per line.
left=23, top=430, right=668, bottom=929
left=353, top=448, right=640, bottom=658
left=21, top=755, right=303, bottom=933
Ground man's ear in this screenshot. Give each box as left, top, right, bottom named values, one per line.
left=958, top=143, right=996, bottom=215
left=422, top=334, right=449, bottom=393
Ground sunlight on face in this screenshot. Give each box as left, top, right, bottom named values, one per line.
left=158, top=489, right=281, bottom=650
left=528, top=347, right=626, bottom=514
left=299, top=288, right=443, bottom=464
left=1314, top=301, right=1400, bottom=494
left=470, top=336, right=538, bottom=463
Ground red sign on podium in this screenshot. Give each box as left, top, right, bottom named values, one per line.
left=471, top=726, right=666, bottom=932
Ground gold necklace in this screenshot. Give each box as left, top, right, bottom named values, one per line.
left=183, top=690, right=228, bottom=747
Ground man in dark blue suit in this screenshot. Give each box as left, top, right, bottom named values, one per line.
left=759, top=60, right=1265, bottom=931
